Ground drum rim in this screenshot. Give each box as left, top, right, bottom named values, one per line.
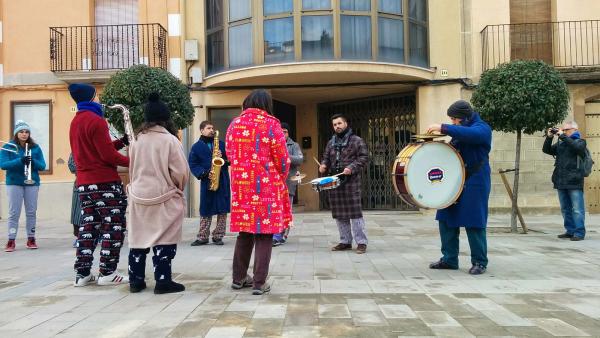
left=393, top=141, right=466, bottom=210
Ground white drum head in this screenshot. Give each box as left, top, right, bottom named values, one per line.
left=405, top=142, right=464, bottom=209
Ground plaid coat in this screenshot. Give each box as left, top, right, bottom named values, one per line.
left=321, top=131, right=368, bottom=219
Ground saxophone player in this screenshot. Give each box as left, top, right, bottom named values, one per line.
left=188, top=121, right=231, bottom=246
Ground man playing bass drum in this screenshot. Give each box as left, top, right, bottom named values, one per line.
left=426, top=100, right=492, bottom=275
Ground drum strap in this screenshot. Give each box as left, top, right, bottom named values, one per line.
left=465, top=160, right=485, bottom=180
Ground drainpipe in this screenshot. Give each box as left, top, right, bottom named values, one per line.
left=178, top=0, right=194, bottom=218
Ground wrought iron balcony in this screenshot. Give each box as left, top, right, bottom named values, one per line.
left=481, top=20, right=600, bottom=71
left=49, top=23, right=168, bottom=73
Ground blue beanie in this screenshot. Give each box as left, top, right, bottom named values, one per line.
left=14, top=120, right=31, bottom=135
left=68, top=83, right=96, bottom=103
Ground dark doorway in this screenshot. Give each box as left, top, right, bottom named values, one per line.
left=318, top=94, right=417, bottom=211
left=273, top=100, right=297, bottom=140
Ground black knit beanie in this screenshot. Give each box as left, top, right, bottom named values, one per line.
left=281, top=122, right=290, bottom=131
left=144, top=92, right=171, bottom=123
left=447, top=100, right=474, bottom=119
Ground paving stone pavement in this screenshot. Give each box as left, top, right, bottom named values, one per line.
left=0, top=211, right=599, bottom=337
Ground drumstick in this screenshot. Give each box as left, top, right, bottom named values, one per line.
left=312, top=157, right=321, bottom=167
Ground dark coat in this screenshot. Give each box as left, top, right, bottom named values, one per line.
left=322, top=130, right=369, bottom=219
left=542, top=132, right=586, bottom=190
left=436, top=113, right=492, bottom=229
left=285, top=137, right=303, bottom=197
left=188, top=137, right=231, bottom=217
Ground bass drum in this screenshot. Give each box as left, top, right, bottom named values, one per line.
left=392, top=141, right=465, bottom=209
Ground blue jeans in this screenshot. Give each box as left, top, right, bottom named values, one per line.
left=557, top=189, right=586, bottom=238
left=439, top=221, right=488, bottom=268
left=273, top=195, right=294, bottom=242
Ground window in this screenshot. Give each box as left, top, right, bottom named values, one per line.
left=206, top=0, right=223, bottom=29
left=409, top=23, right=428, bottom=67
left=341, top=15, right=371, bottom=59
left=206, top=0, right=224, bottom=75
left=207, top=31, right=225, bottom=74
left=302, top=0, right=330, bottom=10
left=229, top=23, right=253, bottom=67
left=408, top=0, right=428, bottom=67
left=379, top=0, right=402, bottom=14
left=264, top=17, right=295, bottom=63
left=409, top=0, right=427, bottom=21
left=301, top=15, right=334, bottom=60
left=378, top=17, right=404, bottom=63
left=229, top=0, right=251, bottom=21
left=341, top=0, right=370, bottom=11
left=264, top=0, right=293, bottom=16
left=11, top=102, right=52, bottom=172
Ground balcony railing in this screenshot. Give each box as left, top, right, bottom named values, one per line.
left=50, top=23, right=168, bottom=72
left=481, top=20, right=600, bottom=71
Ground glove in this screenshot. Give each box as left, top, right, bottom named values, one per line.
left=21, top=155, right=32, bottom=166
left=120, top=136, right=130, bottom=146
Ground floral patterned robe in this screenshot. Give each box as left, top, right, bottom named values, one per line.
left=225, top=108, right=292, bottom=234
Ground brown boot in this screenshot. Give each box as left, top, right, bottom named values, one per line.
left=331, top=243, right=352, bottom=251
left=356, top=244, right=367, bottom=254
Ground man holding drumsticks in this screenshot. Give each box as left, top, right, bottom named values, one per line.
left=426, top=100, right=492, bottom=275
left=320, top=114, right=369, bottom=254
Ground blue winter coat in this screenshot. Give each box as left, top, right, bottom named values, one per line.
left=436, top=113, right=492, bottom=228
left=0, top=141, right=46, bottom=186
left=188, top=137, right=231, bottom=217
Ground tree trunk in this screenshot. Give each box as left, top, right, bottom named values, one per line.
left=511, top=130, right=522, bottom=233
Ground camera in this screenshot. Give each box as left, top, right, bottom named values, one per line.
left=550, top=128, right=559, bottom=134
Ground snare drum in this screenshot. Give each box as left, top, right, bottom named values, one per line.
left=392, top=141, right=465, bottom=209
left=310, top=176, right=341, bottom=192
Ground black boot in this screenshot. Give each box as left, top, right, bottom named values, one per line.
left=152, top=245, right=185, bottom=294
left=128, top=248, right=150, bottom=293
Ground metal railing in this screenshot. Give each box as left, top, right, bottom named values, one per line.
left=50, top=23, right=168, bottom=72
left=481, top=20, right=600, bottom=71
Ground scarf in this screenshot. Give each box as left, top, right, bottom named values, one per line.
left=330, top=128, right=353, bottom=174
left=77, top=101, right=104, bottom=118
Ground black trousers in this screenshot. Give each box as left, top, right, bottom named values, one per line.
left=232, top=232, right=273, bottom=288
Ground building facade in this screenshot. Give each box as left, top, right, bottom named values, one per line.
left=1, top=0, right=599, bottom=219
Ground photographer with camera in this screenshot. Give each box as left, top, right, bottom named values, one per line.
left=542, top=121, right=587, bottom=241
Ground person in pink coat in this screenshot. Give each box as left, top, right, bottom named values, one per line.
left=226, top=89, right=292, bottom=295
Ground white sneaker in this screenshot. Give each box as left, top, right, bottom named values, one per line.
left=97, top=271, right=129, bottom=286
left=74, top=273, right=96, bottom=287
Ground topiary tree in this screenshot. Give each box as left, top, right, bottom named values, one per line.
left=472, top=60, right=569, bottom=233
left=100, top=65, right=194, bottom=134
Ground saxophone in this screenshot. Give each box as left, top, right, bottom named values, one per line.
left=107, top=104, right=136, bottom=144
left=209, top=130, right=224, bottom=191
